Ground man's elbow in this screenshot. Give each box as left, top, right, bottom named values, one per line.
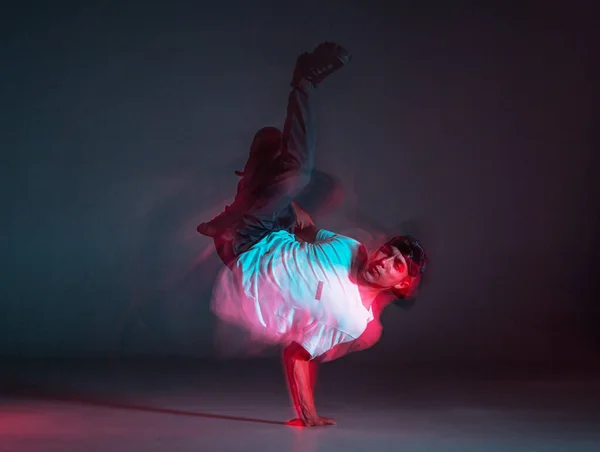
left=283, top=342, right=312, bottom=362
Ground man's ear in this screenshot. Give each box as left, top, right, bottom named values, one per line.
left=394, top=276, right=418, bottom=296
left=394, top=280, right=411, bottom=291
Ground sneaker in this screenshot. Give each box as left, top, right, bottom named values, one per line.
left=291, top=42, right=351, bottom=88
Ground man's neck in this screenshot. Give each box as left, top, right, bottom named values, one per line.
left=350, top=244, right=381, bottom=310
left=357, top=284, right=381, bottom=311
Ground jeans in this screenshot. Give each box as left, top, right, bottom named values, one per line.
left=227, top=81, right=317, bottom=258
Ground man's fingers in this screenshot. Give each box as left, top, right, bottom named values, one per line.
left=285, top=417, right=336, bottom=427
left=285, top=418, right=306, bottom=427
left=319, top=416, right=336, bottom=425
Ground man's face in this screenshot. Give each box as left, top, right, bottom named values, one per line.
left=362, top=243, right=411, bottom=290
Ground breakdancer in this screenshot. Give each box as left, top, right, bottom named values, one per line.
left=197, top=42, right=428, bottom=427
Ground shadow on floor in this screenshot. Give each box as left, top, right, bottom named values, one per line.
left=7, top=384, right=287, bottom=426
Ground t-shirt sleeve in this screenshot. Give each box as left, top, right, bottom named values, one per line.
left=315, top=229, right=358, bottom=243
left=314, top=229, right=337, bottom=242
left=299, top=323, right=359, bottom=360
left=314, top=229, right=362, bottom=260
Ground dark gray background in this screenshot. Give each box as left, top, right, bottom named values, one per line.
left=1, top=0, right=598, bottom=366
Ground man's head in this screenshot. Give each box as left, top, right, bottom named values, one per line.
left=361, top=235, right=427, bottom=299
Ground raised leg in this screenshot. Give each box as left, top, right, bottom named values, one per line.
left=197, top=43, right=351, bottom=258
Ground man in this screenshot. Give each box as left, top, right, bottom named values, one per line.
left=197, top=42, right=428, bottom=427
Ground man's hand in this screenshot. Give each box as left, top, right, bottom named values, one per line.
left=291, top=200, right=315, bottom=230
left=291, top=201, right=319, bottom=243
left=286, top=416, right=336, bottom=427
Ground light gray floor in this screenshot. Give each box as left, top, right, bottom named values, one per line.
left=2, top=359, right=599, bottom=452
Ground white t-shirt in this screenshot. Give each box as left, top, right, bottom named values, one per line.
left=211, top=229, right=374, bottom=359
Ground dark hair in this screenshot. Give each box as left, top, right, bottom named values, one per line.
left=385, top=235, right=428, bottom=309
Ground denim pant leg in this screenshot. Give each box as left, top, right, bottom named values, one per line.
left=233, top=81, right=316, bottom=256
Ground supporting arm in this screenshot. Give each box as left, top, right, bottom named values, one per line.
left=282, top=342, right=335, bottom=427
